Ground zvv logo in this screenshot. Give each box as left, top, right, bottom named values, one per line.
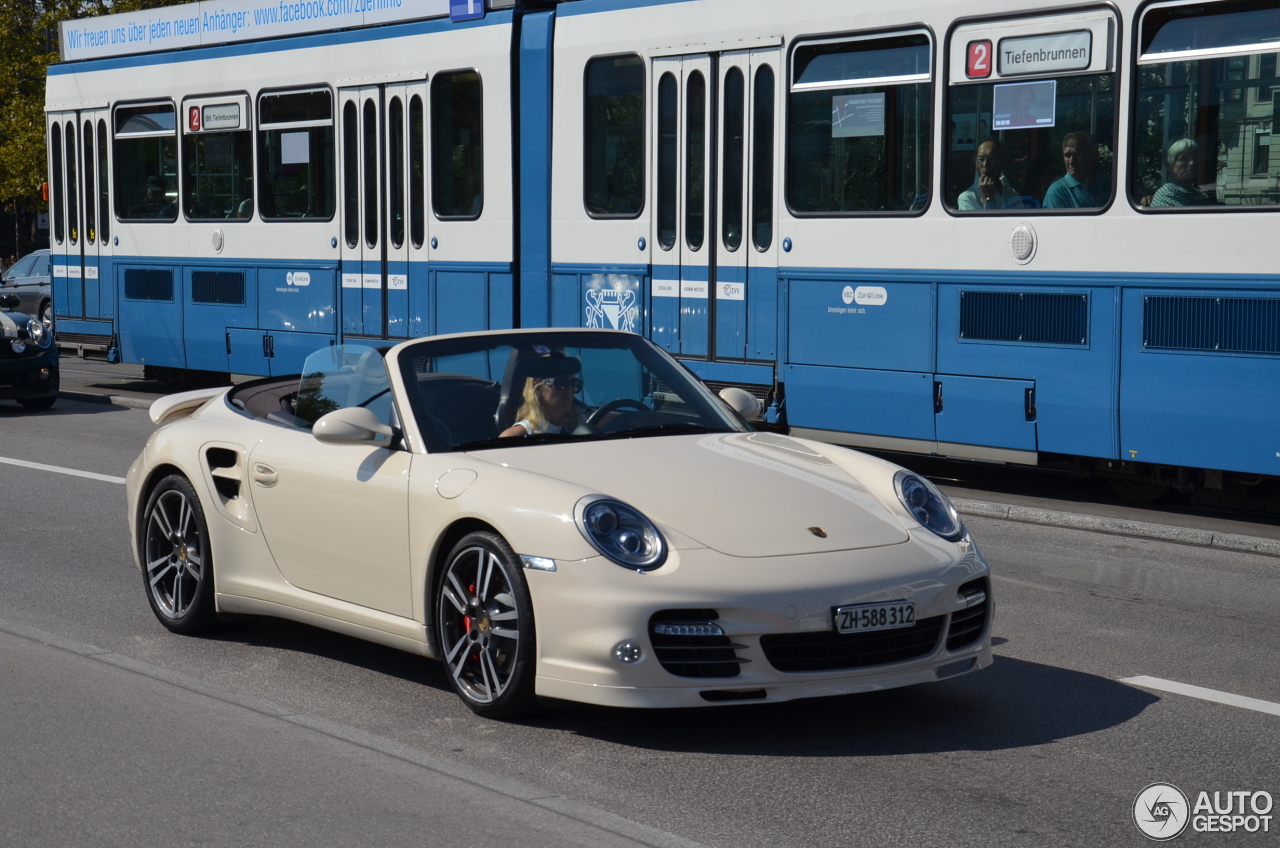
left=1134, top=783, right=1190, bottom=840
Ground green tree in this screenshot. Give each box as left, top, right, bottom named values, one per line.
left=0, top=0, right=185, bottom=253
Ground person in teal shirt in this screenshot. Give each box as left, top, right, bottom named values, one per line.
left=1042, top=132, right=1111, bottom=209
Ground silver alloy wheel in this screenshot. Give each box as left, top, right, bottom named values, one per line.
left=438, top=546, right=521, bottom=705
left=144, top=489, right=205, bottom=619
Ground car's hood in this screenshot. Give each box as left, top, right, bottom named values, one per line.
left=0, top=309, right=35, bottom=338
left=471, top=432, right=910, bottom=557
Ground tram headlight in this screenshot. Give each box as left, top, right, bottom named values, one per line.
left=894, top=471, right=964, bottom=542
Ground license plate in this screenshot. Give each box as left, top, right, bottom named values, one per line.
left=834, top=601, right=915, bottom=634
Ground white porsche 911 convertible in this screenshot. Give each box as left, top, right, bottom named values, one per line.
left=127, top=329, right=991, bottom=717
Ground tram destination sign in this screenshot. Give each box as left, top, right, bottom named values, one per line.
left=997, top=30, right=1091, bottom=77
left=59, top=0, right=451, bottom=62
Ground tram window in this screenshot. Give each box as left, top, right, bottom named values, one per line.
left=722, top=67, right=745, bottom=252
left=343, top=101, right=359, bottom=247
left=257, top=89, right=335, bottom=221
left=686, top=70, right=706, bottom=250
left=1133, top=0, right=1280, bottom=210
left=656, top=72, right=678, bottom=250
left=182, top=106, right=253, bottom=222
left=83, top=121, right=96, bottom=243
left=409, top=94, right=425, bottom=248
left=752, top=64, right=775, bottom=251
left=432, top=70, right=483, bottom=220
left=114, top=103, right=178, bottom=222
left=363, top=99, right=379, bottom=247
left=946, top=72, right=1115, bottom=212
left=97, top=120, right=110, bottom=244
left=51, top=123, right=64, bottom=244
left=390, top=96, right=405, bottom=249
left=585, top=54, right=644, bottom=218
left=788, top=33, right=933, bottom=215
left=66, top=122, right=78, bottom=243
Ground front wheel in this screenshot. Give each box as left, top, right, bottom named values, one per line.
left=436, top=531, right=538, bottom=719
left=141, top=475, right=218, bottom=633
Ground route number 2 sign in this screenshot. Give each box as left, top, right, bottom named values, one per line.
left=967, top=40, right=993, bottom=78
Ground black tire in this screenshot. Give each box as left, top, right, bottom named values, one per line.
left=141, top=475, right=219, bottom=634
left=39, top=300, right=52, bottom=326
left=436, top=531, right=539, bottom=719
left=18, top=368, right=57, bottom=410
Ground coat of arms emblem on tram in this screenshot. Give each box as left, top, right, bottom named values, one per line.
left=584, top=281, right=639, bottom=333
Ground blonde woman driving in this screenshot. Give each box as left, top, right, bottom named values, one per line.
left=499, top=357, right=584, bottom=437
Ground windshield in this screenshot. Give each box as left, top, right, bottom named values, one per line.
left=396, top=331, right=748, bottom=452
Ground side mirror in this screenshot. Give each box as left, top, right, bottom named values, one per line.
left=0, top=293, right=19, bottom=309
left=313, top=406, right=394, bottom=445
left=719, top=387, right=763, bottom=421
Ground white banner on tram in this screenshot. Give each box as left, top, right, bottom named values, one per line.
left=59, top=0, right=450, bottom=62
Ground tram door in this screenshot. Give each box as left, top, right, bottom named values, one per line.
left=340, top=83, right=428, bottom=340
left=714, top=49, right=779, bottom=360
left=47, top=109, right=113, bottom=323
left=650, top=48, right=780, bottom=360
left=339, top=86, right=386, bottom=339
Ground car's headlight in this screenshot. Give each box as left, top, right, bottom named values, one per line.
left=574, top=496, right=667, bottom=571
left=894, top=471, right=964, bottom=541
left=27, top=320, right=48, bottom=346
left=10, top=339, right=26, bottom=353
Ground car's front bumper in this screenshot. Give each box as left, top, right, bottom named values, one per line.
left=528, top=534, right=993, bottom=708
left=0, top=344, right=58, bottom=400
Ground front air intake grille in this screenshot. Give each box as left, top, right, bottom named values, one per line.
left=649, top=609, right=744, bottom=678
left=959, top=291, right=1089, bottom=345
left=760, top=616, right=944, bottom=673
left=1144, top=295, right=1280, bottom=355
left=946, top=578, right=989, bottom=651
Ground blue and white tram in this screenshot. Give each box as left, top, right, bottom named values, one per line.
left=47, top=0, right=1280, bottom=499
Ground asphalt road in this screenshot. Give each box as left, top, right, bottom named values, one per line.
left=2, top=397, right=1278, bottom=847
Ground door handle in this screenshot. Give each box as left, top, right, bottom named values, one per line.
left=251, top=463, right=278, bottom=487
left=933, top=380, right=944, bottom=414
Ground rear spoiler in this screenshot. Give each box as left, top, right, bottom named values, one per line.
left=149, top=387, right=226, bottom=425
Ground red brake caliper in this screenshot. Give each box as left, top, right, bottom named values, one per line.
left=463, top=584, right=477, bottom=657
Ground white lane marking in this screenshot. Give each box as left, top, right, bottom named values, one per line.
left=0, top=455, right=126, bottom=485
left=1121, top=676, right=1280, bottom=718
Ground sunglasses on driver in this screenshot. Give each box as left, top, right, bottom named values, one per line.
left=538, top=375, right=583, bottom=392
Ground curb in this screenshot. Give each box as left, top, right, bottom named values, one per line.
left=953, top=497, right=1280, bottom=559
left=59, top=391, right=154, bottom=411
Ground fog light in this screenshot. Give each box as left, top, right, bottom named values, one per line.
left=613, top=642, right=644, bottom=664
left=38, top=368, right=50, bottom=381
left=10, top=339, right=26, bottom=353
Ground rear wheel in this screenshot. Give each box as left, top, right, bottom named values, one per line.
left=436, top=531, right=538, bottom=719
left=141, top=475, right=218, bottom=633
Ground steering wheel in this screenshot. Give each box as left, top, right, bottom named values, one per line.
left=586, top=398, right=650, bottom=426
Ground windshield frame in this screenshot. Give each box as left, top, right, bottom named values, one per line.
left=393, top=329, right=749, bottom=453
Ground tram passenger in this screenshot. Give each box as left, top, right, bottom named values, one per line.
left=499, top=360, right=584, bottom=438
left=958, top=139, right=1013, bottom=210
left=1043, top=132, right=1111, bottom=209
left=129, top=175, right=176, bottom=218
left=1149, top=139, right=1212, bottom=207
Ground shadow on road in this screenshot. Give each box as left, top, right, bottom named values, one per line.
left=530, top=655, right=1158, bottom=756
left=0, top=398, right=128, bottom=416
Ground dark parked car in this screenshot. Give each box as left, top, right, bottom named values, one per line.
left=0, top=293, right=58, bottom=409
left=1, top=249, right=52, bottom=325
